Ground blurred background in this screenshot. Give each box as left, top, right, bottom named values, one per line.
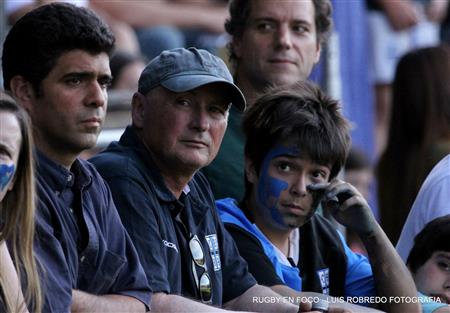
left=1, top=0, right=449, bottom=247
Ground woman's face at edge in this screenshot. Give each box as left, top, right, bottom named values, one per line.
left=0, top=111, right=22, bottom=203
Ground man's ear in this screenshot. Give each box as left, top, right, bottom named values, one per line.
left=245, top=155, right=258, bottom=184
left=232, top=36, right=243, bottom=59
left=8, top=76, right=36, bottom=113
left=314, top=42, right=322, bottom=64
left=131, top=92, right=146, bottom=129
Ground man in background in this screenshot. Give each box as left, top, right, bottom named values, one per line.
left=203, top=0, right=332, bottom=201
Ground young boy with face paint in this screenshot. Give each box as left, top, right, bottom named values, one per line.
left=217, top=81, right=420, bottom=313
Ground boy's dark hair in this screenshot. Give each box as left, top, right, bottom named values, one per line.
left=225, top=0, right=333, bottom=62
left=243, top=81, right=351, bottom=197
left=2, top=2, right=115, bottom=93
left=407, top=215, right=450, bottom=273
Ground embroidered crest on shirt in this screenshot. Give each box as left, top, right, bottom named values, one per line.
left=316, top=268, right=330, bottom=294
left=205, top=234, right=221, bottom=271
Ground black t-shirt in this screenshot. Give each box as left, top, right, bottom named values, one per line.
left=221, top=201, right=348, bottom=295
left=225, top=224, right=285, bottom=287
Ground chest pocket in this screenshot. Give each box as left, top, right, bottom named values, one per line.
left=78, top=249, right=126, bottom=293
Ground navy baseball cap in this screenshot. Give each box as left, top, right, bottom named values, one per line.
left=138, top=47, right=246, bottom=111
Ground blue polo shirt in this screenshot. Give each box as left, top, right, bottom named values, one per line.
left=90, top=126, right=256, bottom=306
left=34, top=151, right=151, bottom=312
left=217, top=198, right=375, bottom=299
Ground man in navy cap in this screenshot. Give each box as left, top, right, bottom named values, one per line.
left=91, top=48, right=306, bottom=312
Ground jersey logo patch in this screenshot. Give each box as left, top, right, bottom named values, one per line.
left=316, top=268, right=330, bottom=295
left=162, top=239, right=178, bottom=253
left=205, top=234, right=221, bottom=271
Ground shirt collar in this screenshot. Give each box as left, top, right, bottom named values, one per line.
left=119, top=127, right=213, bottom=222
left=119, top=126, right=186, bottom=203
left=36, top=150, right=92, bottom=193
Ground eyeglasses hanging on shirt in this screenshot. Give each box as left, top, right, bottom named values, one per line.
left=188, top=234, right=212, bottom=304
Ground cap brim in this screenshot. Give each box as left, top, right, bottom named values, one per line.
left=161, top=74, right=246, bottom=112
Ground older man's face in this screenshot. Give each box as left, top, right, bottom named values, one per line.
left=140, top=84, right=230, bottom=175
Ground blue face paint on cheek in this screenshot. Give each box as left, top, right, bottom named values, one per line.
left=257, top=146, right=299, bottom=227
left=0, top=164, right=15, bottom=192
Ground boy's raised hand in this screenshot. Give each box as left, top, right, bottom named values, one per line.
left=307, top=179, right=378, bottom=236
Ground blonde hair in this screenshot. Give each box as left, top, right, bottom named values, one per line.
left=0, top=95, right=42, bottom=313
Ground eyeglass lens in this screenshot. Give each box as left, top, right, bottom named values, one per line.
left=199, top=273, right=211, bottom=302
left=189, top=235, right=212, bottom=303
left=189, top=236, right=205, bottom=266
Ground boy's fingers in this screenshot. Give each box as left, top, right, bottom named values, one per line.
left=306, top=182, right=330, bottom=192
left=324, top=196, right=340, bottom=213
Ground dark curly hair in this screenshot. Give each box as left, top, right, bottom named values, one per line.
left=2, top=2, right=115, bottom=94
left=225, top=0, right=333, bottom=62
left=243, top=81, right=350, bottom=198
left=407, top=215, right=450, bottom=274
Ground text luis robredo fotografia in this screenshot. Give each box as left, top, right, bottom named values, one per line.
left=252, top=296, right=444, bottom=305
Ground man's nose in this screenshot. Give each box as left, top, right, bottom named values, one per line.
left=289, top=175, right=307, bottom=197
left=86, top=81, right=107, bottom=108
left=276, top=24, right=293, bottom=50
left=191, top=108, right=210, bottom=132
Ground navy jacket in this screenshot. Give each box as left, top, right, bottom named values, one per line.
left=91, top=126, right=256, bottom=306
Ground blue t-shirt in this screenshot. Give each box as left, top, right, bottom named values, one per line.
left=217, top=198, right=375, bottom=297
left=419, top=293, right=449, bottom=313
